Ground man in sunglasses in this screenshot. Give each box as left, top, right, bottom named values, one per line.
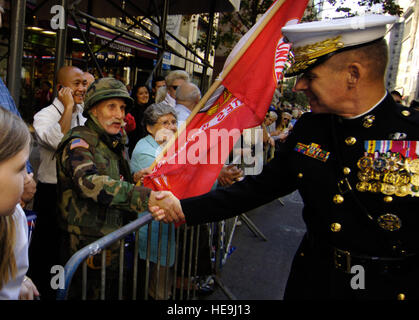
left=161, top=70, right=190, bottom=108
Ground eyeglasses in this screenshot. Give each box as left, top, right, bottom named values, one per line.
left=170, top=85, right=179, bottom=90
left=157, top=119, right=178, bottom=127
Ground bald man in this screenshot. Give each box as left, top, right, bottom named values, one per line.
left=29, top=66, right=87, bottom=299
left=84, top=71, right=95, bottom=89
left=174, top=81, right=201, bottom=127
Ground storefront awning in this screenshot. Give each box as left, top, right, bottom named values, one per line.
left=67, top=19, right=158, bottom=56
left=31, top=0, right=240, bottom=19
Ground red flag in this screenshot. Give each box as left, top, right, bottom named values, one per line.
left=144, top=0, right=309, bottom=199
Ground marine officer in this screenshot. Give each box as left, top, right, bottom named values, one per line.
left=152, top=15, right=419, bottom=300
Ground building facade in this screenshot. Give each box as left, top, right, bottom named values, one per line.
left=386, top=0, right=419, bottom=105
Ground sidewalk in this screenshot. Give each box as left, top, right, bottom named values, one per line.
left=203, top=191, right=306, bottom=300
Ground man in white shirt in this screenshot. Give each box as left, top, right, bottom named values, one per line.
left=29, top=66, right=87, bottom=299
left=157, top=70, right=189, bottom=107
left=175, top=81, right=201, bottom=128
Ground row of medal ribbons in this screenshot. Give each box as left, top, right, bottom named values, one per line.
left=356, top=140, right=419, bottom=197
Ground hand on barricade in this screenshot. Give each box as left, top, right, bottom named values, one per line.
left=19, top=276, right=40, bottom=300
left=149, top=190, right=185, bottom=223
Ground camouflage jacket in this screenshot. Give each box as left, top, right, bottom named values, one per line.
left=56, top=117, right=151, bottom=239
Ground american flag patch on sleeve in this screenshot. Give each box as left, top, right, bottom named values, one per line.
left=70, top=138, right=90, bottom=150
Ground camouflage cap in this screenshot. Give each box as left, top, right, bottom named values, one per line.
left=83, top=77, right=134, bottom=117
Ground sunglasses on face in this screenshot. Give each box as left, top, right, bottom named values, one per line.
left=170, top=85, right=179, bottom=90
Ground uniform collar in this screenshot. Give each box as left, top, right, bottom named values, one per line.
left=343, top=92, right=387, bottom=120
left=338, top=92, right=394, bottom=129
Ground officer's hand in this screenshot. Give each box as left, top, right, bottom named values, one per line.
left=149, top=191, right=184, bottom=223
left=217, top=164, right=243, bottom=187
left=58, top=86, right=75, bottom=110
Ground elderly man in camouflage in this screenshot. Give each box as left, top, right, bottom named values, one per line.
left=56, top=77, right=181, bottom=299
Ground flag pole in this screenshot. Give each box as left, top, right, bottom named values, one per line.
left=150, top=0, right=287, bottom=169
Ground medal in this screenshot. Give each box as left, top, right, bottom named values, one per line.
left=383, top=172, right=399, bottom=185
left=373, top=157, right=387, bottom=172
left=357, top=170, right=371, bottom=182
left=356, top=181, right=371, bottom=192
left=396, top=172, right=411, bottom=186
left=357, top=156, right=373, bottom=170
left=377, top=213, right=402, bottom=231
left=411, top=174, right=419, bottom=187
left=370, top=181, right=383, bottom=193
left=381, top=183, right=396, bottom=195
left=387, top=158, right=400, bottom=171
left=408, top=159, right=419, bottom=174
left=395, top=185, right=410, bottom=197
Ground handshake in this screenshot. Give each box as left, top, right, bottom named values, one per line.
left=148, top=190, right=185, bottom=223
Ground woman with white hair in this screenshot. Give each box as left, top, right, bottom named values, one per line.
left=130, top=102, right=178, bottom=299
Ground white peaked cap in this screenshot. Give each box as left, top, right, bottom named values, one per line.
left=281, top=15, right=397, bottom=76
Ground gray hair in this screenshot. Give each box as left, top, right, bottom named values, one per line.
left=176, top=82, right=201, bottom=102
left=0, top=106, right=30, bottom=163
left=143, top=102, right=178, bottom=127
left=165, top=70, right=189, bottom=87
left=268, top=111, right=278, bottom=121
left=155, top=86, right=167, bottom=103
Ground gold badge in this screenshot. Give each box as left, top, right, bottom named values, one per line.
left=362, top=115, right=375, bottom=128
left=345, top=137, right=357, bottom=146
left=377, top=213, right=401, bottom=231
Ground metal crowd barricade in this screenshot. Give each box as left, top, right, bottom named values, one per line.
left=56, top=211, right=241, bottom=300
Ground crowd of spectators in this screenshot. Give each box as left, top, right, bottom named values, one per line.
left=10, top=49, right=417, bottom=300
left=0, top=64, right=250, bottom=300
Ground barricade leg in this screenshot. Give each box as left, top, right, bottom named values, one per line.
left=240, top=214, right=268, bottom=241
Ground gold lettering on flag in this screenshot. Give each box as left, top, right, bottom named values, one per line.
left=206, top=89, right=233, bottom=116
